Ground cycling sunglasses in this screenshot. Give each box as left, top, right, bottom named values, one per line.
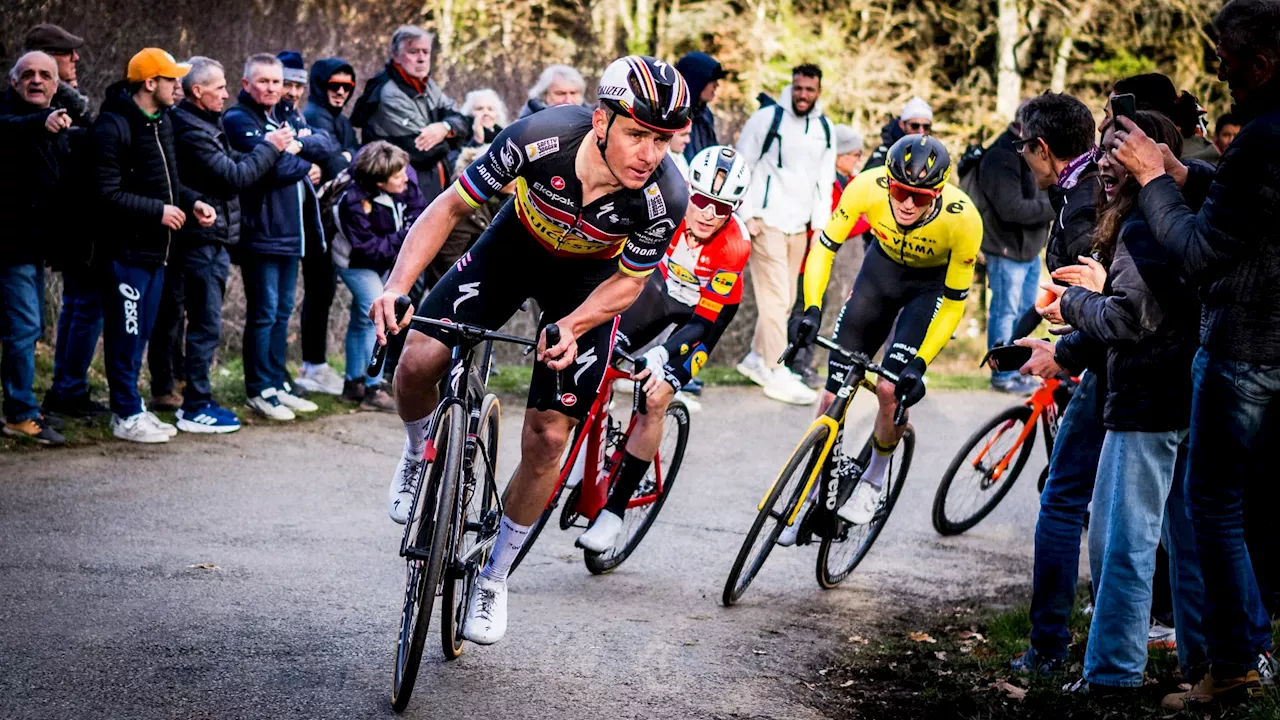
left=888, top=180, right=941, bottom=204
left=326, top=81, right=355, bottom=94
left=690, top=191, right=736, bottom=218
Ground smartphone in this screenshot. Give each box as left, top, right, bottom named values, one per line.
left=1112, top=93, right=1137, bottom=123
left=980, top=344, right=1034, bottom=372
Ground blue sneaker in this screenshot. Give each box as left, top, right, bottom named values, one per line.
left=680, top=377, right=704, bottom=396
left=176, top=403, right=241, bottom=434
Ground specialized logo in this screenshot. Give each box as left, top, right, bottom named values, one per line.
left=449, top=362, right=465, bottom=394
left=499, top=138, right=524, bottom=174
left=573, top=347, right=598, bottom=386
left=551, top=176, right=566, bottom=190
left=560, top=392, right=578, bottom=407
left=645, top=182, right=666, bottom=220
left=525, top=137, right=560, bottom=161
left=118, top=283, right=141, bottom=336
left=597, top=85, right=627, bottom=99
left=595, top=202, right=615, bottom=219
left=710, top=271, right=738, bottom=297
left=453, top=282, right=481, bottom=312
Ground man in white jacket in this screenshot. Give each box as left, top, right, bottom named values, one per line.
left=735, top=64, right=835, bottom=405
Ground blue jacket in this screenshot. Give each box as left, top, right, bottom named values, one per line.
left=223, top=91, right=332, bottom=257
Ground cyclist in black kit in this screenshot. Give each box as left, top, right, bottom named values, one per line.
left=369, top=55, right=691, bottom=646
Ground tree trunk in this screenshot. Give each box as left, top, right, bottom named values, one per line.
left=996, top=0, right=1022, bottom=121
left=1050, top=2, right=1095, bottom=93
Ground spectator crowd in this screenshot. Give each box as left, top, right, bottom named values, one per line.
left=2, top=0, right=1279, bottom=711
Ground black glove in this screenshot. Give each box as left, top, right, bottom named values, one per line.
left=895, top=356, right=928, bottom=409
left=788, top=305, right=823, bottom=348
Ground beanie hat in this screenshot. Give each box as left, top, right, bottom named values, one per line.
left=901, top=96, right=933, bottom=123
left=834, top=125, right=863, bottom=155
left=277, top=51, right=307, bottom=84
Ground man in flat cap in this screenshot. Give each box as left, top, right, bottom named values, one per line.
left=23, top=23, right=91, bottom=126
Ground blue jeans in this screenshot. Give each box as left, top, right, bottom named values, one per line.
left=50, top=268, right=103, bottom=401
left=338, top=266, right=385, bottom=387
left=241, top=255, right=299, bottom=398
left=1029, top=370, right=1105, bottom=661
left=180, top=244, right=231, bottom=409
left=1084, top=430, right=1203, bottom=687
left=986, top=255, right=1041, bottom=381
left=101, top=261, right=164, bottom=417
left=1186, top=348, right=1278, bottom=676
left=0, top=263, right=45, bottom=423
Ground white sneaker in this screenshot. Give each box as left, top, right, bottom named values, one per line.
left=837, top=480, right=884, bottom=525
left=462, top=575, right=508, bottom=645
left=111, top=412, right=171, bottom=443
left=576, top=510, right=624, bottom=553
left=276, top=389, right=319, bottom=413
left=388, top=448, right=426, bottom=524
left=295, top=364, right=343, bottom=395
left=673, top=390, right=702, bottom=412
left=763, top=367, right=818, bottom=405
left=776, top=518, right=803, bottom=547
left=246, top=389, right=296, bottom=421
left=142, top=410, right=178, bottom=437
left=736, top=351, right=769, bottom=387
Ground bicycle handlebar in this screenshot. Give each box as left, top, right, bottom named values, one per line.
left=368, top=295, right=540, bottom=378
left=779, top=336, right=901, bottom=384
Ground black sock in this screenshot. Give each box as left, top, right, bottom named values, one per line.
left=604, top=452, right=652, bottom=518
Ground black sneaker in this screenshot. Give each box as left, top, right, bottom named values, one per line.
left=1010, top=647, right=1065, bottom=676
left=1258, top=651, right=1278, bottom=687
left=341, top=379, right=366, bottom=404
left=3, top=416, right=67, bottom=446
left=42, top=392, right=109, bottom=419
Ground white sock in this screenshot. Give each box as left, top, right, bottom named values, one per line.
left=480, top=516, right=532, bottom=583
left=862, top=448, right=893, bottom=490
left=403, top=416, right=431, bottom=458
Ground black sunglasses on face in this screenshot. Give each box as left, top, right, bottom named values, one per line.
left=907, top=122, right=932, bottom=132
left=327, top=82, right=354, bottom=94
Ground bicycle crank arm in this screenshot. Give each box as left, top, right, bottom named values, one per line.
left=457, top=533, right=499, bottom=567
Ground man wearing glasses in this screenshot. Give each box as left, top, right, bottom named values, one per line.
left=304, top=58, right=359, bottom=180
left=788, top=134, right=982, bottom=530
left=863, top=96, right=935, bottom=171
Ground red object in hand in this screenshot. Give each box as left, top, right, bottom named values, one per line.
left=1036, top=287, right=1058, bottom=309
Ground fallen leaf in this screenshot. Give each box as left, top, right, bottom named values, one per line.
left=935, top=651, right=948, bottom=661
left=682, top=641, right=698, bottom=647
left=840, top=680, right=855, bottom=688
left=990, top=681, right=1027, bottom=701
left=847, top=635, right=870, bottom=645
left=187, top=563, right=219, bottom=570
left=958, top=630, right=986, bottom=642
left=909, top=631, right=937, bottom=644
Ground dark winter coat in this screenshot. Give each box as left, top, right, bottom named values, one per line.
left=675, top=52, right=724, bottom=161
left=862, top=117, right=906, bottom=171
left=304, top=58, right=359, bottom=182
left=335, top=166, right=428, bottom=273
left=1060, top=212, right=1199, bottom=431
left=0, top=87, right=84, bottom=266
left=92, top=81, right=196, bottom=265
left=976, top=129, right=1053, bottom=262
left=170, top=100, right=281, bottom=247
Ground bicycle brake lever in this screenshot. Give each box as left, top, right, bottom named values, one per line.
left=893, top=397, right=909, bottom=427
left=633, top=357, right=648, bottom=415
left=368, top=295, right=412, bottom=377
left=545, top=323, right=562, bottom=403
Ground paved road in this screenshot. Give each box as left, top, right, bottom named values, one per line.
left=0, top=386, right=1046, bottom=719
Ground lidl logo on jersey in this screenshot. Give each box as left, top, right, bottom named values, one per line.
left=668, top=262, right=697, bottom=285
left=710, top=271, right=738, bottom=297
left=524, top=137, right=560, bottom=161
left=645, top=182, right=666, bottom=220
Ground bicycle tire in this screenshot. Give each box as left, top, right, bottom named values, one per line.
left=817, top=426, right=915, bottom=588
left=441, top=394, right=501, bottom=660
left=584, top=401, right=691, bottom=575
left=931, top=405, right=1036, bottom=536
left=722, top=424, right=830, bottom=606
left=391, top=403, right=465, bottom=711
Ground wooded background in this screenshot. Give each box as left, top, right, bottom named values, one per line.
left=6, top=0, right=1229, bottom=370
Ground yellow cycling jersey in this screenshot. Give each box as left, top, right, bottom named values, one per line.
left=802, top=165, right=984, bottom=365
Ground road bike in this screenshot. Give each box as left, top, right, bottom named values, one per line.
left=930, top=375, right=1076, bottom=536
left=370, top=298, right=537, bottom=712
left=508, top=335, right=690, bottom=576
left=722, top=336, right=915, bottom=606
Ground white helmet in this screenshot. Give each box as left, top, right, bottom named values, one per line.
left=688, top=146, right=751, bottom=206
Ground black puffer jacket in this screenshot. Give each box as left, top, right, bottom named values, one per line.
left=862, top=117, right=905, bottom=171
left=170, top=100, right=280, bottom=247
left=1138, top=93, right=1280, bottom=365
left=977, top=130, right=1053, bottom=262
left=0, top=88, right=82, bottom=267
left=1060, top=212, right=1199, bottom=431
left=92, top=81, right=195, bottom=265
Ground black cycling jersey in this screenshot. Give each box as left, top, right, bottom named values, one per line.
left=826, top=240, right=946, bottom=394
left=452, top=104, right=689, bottom=278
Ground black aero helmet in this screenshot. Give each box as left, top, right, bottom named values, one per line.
left=886, top=134, right=951, bottom=191
left=596, top=55, right=692, bottom=133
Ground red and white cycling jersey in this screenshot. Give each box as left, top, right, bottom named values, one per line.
left=658, top=215, right=752, bottom=322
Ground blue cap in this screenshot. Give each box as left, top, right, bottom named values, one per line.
left=277, top=50, right=306, bottom=84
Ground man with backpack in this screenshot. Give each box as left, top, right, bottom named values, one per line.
left=734, top=64, right=835, bottom=406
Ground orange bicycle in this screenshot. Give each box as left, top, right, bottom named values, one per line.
left=931, top=375, right=1076, bottom=536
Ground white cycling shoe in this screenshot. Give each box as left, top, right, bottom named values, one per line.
left=462, top=575, right=508, bottom=645
left=576, top=510, right=623, bottom=553
left=838, top=480, right=884, bottom=525
left=387, top=449, right=425, bottom=524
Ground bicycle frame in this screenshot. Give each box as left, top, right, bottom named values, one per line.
left=967, top=376, right=1062, bottom=483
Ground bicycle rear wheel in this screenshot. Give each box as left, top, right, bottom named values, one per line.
left=931, top=405, right=1035, bottom=536
left=441, top=394, right=501, bottom=660
left=391, top=403, right=464, bottom=712
left=816, top=426, right=914, bottom=588
left=584, top=401, right=691, bottom=575
left=722, top=424, right=830, bottom=606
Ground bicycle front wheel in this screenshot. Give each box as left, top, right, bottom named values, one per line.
left=722, top=424, right=830, bottom=606
left=931, top=405, right=1035, bottom=536
left=817, top=426, right=915, bottom=588
left=391, top=403, right=465, bottom=712
left=441, top=394, right=501, bottom=660
left=584, top=401, right=691, bottom=575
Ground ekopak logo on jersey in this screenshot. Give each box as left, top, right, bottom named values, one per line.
left=118, top=283, right=141, bottom=336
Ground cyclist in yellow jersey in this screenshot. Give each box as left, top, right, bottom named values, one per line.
left=785, top=134, right=982, bottom=532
